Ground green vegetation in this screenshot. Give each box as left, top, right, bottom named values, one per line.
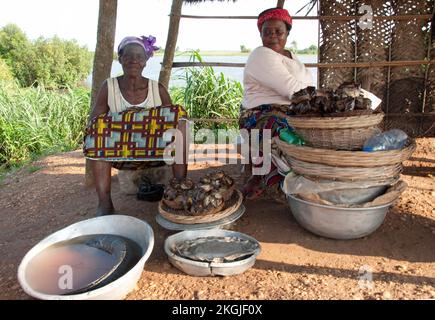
left=170, top=51, right=242, bottom=132
left=0, top=24, right=92, bottom=89
left=287, top=41, right=318, bottom=55
left=240, top=45, right=251, bottom=53
left=0, top=57, right=13, bottom=81
left=0, top=81, right=90, bottom=168
left=296, top=44, right=318, bottom=55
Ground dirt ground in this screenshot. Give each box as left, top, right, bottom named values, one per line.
left=0, top=138, right=434, bottom=300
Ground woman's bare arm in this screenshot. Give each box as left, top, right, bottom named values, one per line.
left=88, top=80, right=109, bottom=125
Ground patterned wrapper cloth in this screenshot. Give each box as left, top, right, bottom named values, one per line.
left=239, top=104, right=293, bottom=199
left=84, top=105, right=187, bottom=170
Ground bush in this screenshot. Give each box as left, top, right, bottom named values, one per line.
left=0, top=58, right=13, bottom=81
left=240, top=45, right=251, bottom=53
left=0, top=81, right=90, bottom=167
left=170, top=51, right=242, bottom=132
left=0, top=24, right=92, bottom=88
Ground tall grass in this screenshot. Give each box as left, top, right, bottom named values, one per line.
left=170, top=51, right=242, bottom=131
left=0, top=51, right=243, bottom=168
left=0, top=80, right=90, bottom=168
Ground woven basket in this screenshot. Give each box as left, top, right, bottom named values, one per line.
left=158, top=189, right=243, bottom=224
left=274, top=137, right=416, bottom=168
left=286, top=157, right=402, bottom=182
left=285, top=112, right=385, bottom=150
left=162, top=198, right=185, bottom=210
left=222, top=184, right=235, bottom=202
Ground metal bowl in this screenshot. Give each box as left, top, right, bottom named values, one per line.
left=286, top=194, right=393, bottom=240
left=18, top=215, right=154, bottom=300
left=164, top=229, right=261, bottom=277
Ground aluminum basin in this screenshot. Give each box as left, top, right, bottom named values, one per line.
left=17, top=215, right=154, bottom=300
left=164, top=229, right=261, bottom=277
left=286, top=194, right=393, bottom=240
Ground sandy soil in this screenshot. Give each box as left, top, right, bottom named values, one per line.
left=0, top=138, right=434, bottom=300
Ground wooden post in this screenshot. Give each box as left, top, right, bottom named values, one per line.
left=85, top=0, right=118, bottom=187
left=277, top=0, right=285, bottom=8
left=159, top=0, right=183, bottom=88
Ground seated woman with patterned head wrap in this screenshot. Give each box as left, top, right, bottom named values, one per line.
left=84, top=35, right=188, bottom=216
left=240, top=7, right=314, bottom=200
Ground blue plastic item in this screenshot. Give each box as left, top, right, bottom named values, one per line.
left=362, top=129, right=408, bottom=152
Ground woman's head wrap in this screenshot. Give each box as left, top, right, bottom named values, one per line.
left=257, top=8, right=292, bottom=31
left=117, top=36, right=159, bottom=59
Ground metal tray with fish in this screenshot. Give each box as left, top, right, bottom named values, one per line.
left=156, top=205, right=245, bottom=231
left=164, top=229, right=261, bottom=277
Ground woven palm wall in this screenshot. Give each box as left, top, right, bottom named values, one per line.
left=319, top=0, right=356, bottom=90
left=355, top=0, right=392, bottom=102
left=319, top=0, right=434, bottom=136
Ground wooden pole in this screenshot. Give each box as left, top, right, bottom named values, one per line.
left=188, top=113, right=435, bottom=124
left=85, top=0, right=118, bottom=187
left=422, top=6, right=435, bottom=113
left=317, top=0, right=321, bottom=88
left=159, top=0, right=183, bottom=88
left=179, top=14, right=433, bottom=21
left=277, top=0, right=285, bottom=9
left=171, top=60, right=435, bottom=69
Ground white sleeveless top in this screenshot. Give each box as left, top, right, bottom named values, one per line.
left=107, top=77, right=162, bottom=113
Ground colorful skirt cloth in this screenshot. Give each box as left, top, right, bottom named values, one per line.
left=239, top=104, right=293, bottom=198
left=84, top=105, right=187, bottom=170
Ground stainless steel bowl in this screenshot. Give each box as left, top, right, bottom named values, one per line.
left=164, top=229, right=261, bottom=277
left=156, top=205, right=245, bottom=232
left=286, top=194, right=393, bottom=240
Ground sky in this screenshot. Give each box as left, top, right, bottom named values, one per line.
left=0, top=0, right=319, bottom=52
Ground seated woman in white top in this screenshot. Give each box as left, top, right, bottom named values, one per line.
left=87, top=36, right=187, bottom=216
left=239, top=8, right=314, bottom=200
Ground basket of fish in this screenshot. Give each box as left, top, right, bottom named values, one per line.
left=159, top=171, right=241, bottom=224
left=164, top=229, right=261, bottom=276
left=285, top=83, right=384, bottom=150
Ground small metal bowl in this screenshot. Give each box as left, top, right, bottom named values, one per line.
left=164, top=229, right=261, bottom=277
left=286, top=193, right=394, bottom=240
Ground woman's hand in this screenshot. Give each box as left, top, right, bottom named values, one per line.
left=125, top=106, right=145, bottom=112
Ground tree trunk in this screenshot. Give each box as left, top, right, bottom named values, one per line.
left=85, top=0, right=118, bottom=187
left=159, top=0, right=183, bottom=88
left=277, top=0, right=286, bottom=8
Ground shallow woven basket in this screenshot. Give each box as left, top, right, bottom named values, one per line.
left=285, top=112, right=385, bottom=150
left=222, top=184, right=235, bottom=202
left=274, top=137, right=416, bottom=168
left=158, top=189, right=243, bottom=225
left=286, top=157, right=402, bottom=182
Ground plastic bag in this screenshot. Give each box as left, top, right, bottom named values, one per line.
left=363, top=129, right=408, bottom=152
left=281, top=172, right=399, bottom=195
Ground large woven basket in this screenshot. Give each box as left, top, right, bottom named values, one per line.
left=285, top=112, right=384, bottom=150
left=286, top=156, right=402, bottom=182
left=158, top=189, right=243, bottom=225
left=274, top=137, right=416, bottom=168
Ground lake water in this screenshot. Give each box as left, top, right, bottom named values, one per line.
left=87, top=54, right=318, bottom=88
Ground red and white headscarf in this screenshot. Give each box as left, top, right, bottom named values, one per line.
left=257, top=8, right=293, bottom=31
